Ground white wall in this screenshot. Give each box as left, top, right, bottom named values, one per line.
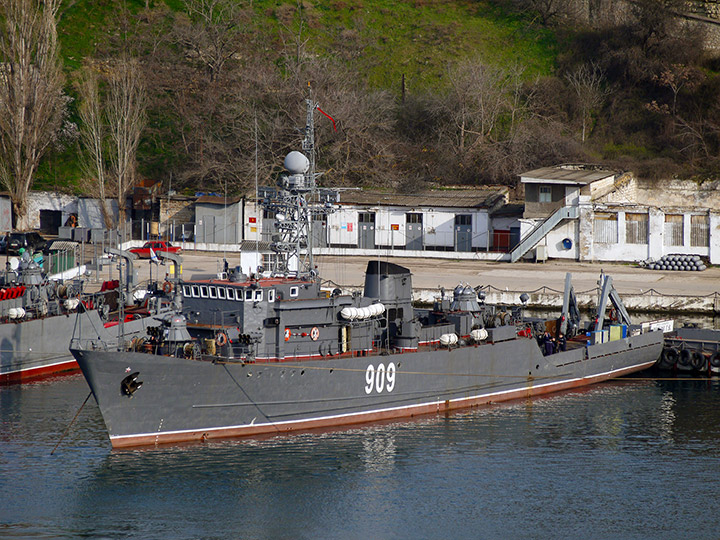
left=27, top=192, right=77, bottom=230
left=328, top=207, right=358, bottom=245
left=472, top=212, right=490, bottom=249
left=424, top=211, right=455, bottom=247
left=78, top=198, right=119, bottom=228
left=375, top=209, right=406, bottom=246
left=544, top=221, right=578, bottom=259
left=243, top=200, right=261, bottom=242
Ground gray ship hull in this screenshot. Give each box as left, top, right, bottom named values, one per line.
left=1, top=310, right=163, bottom=384
left=71, top=330, right=663, bottom=448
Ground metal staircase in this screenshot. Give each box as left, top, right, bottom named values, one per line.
left=510, top=205, right=579, bottom=262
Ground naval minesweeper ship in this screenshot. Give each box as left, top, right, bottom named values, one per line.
left=70, top=98, right=665, bottom=448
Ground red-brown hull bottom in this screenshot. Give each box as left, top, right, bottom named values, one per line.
left=109, top=360, right=656, bottom=449
left=0, top=360, right=80, bottom=385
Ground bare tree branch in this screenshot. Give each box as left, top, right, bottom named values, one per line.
left=0, top=0, right=66, bottom=228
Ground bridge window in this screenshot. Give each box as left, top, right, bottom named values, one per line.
left=245, top=290, right=253, bottom=301
left=268, top=289, right=275, bottom=302
left=200, top=286, right=209, bottom=298
left=218, top=287, right=226, bottom=300
left=183, top=285, right=192, bottom=297
left=191, top=285, right=200, bottom=297
left=226, top=288, right=235, bottom=301
left=254, top=290, right=263, bottom=301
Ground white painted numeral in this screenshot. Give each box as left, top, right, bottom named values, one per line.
left=386, top=363, right=396, bottom=392
left=375, top=363, right=385, bottom=393
left=365, top=364, right=375, bottom=394
left=365, top=362, right=396, bottom=394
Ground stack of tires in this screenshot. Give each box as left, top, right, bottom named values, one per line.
left=647, top=254, right=706, bottom=271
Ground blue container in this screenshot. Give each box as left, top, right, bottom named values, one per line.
left=562, top=238, right=573, bottom=249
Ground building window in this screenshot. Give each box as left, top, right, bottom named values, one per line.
left=625, top=213, right=648, bottom=244
left=539, top=186, right=552, bottom=203
left=261, top=253, right=279, bottom=272
left=594, top=213, right=618, bottom=244
left=454, top=214, right=471, bottom=226
left=664, top=215, right=683, bottom=247
left=691, top=215, right=709, bottom=247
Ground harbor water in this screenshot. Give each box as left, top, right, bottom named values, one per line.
left=2, top=372, right=720, bottom=539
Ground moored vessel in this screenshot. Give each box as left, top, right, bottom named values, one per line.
left=1, top=247, right=176, bottom=383
left=69, top=97, right=666, bottom=448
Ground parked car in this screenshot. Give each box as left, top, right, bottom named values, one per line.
left=6, top=231, right=47, bottom=255
left=129, top=240, right=182, bottom=259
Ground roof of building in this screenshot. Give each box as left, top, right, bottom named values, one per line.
left=520, top=164, right=617, bottom=185
left=336, top=186, right=508, bottom=209
left=195, top=195, right=243, bottom=205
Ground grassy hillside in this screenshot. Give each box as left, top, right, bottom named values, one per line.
left=35, top=0, right=559, bottom=191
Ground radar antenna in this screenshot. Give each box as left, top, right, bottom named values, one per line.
left=261, top=92, right=338, bottom=277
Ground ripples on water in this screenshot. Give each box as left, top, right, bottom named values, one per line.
left=2, top=374, right=720, bottom=539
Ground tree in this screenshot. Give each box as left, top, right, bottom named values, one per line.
left=565, top=61, right=611, bottom=142
left=173, top=0, right=249, bottom=83
left=78, top=67, right=113, bottom=228
left=0, top=0, right=66, bottom=229
left=106, top=57, right=148, bottom=223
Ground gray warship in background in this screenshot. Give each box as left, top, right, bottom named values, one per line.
left=70, top=99, right=665, bottom=448
left=0, top=248, right=174, bottom=383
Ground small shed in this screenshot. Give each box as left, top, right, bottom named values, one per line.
left=195, top=195, right=243, bottom=244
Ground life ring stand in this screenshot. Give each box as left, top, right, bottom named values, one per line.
left=216, top=331, right=228, bottom=347
left=163, top=281, right=173, bottom=294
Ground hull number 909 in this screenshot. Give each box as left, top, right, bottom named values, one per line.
left=365, top=363, right=396, bottom=394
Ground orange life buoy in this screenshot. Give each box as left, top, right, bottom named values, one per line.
left=215, top=331, right=227, bottom=347
left=284, top=328, right=291, bottom=342
left=310, top=327, right=319, bottom=341
left=163, top=281, right=173, bottom=294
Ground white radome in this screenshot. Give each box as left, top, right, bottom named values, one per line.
left=284, top=151, right=310, bottom=174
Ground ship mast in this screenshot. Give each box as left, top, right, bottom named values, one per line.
left=262, top=94, right=336, bottom=278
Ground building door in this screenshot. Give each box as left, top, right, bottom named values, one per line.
left=311, top=213, right=328, bottom=248
left=454, top=214, right=472, bottom=252
left=406, top=213, right=423, bottom=251
left=510, top=226, right=521, bottom=251
left=40, top=210, right=62, bottom=235
left=358, top=212, right=376, bottom=249
left=262, top=209, right=276, bottom=242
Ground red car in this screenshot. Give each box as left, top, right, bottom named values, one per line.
left=129, top=241, right=182, bottom=259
